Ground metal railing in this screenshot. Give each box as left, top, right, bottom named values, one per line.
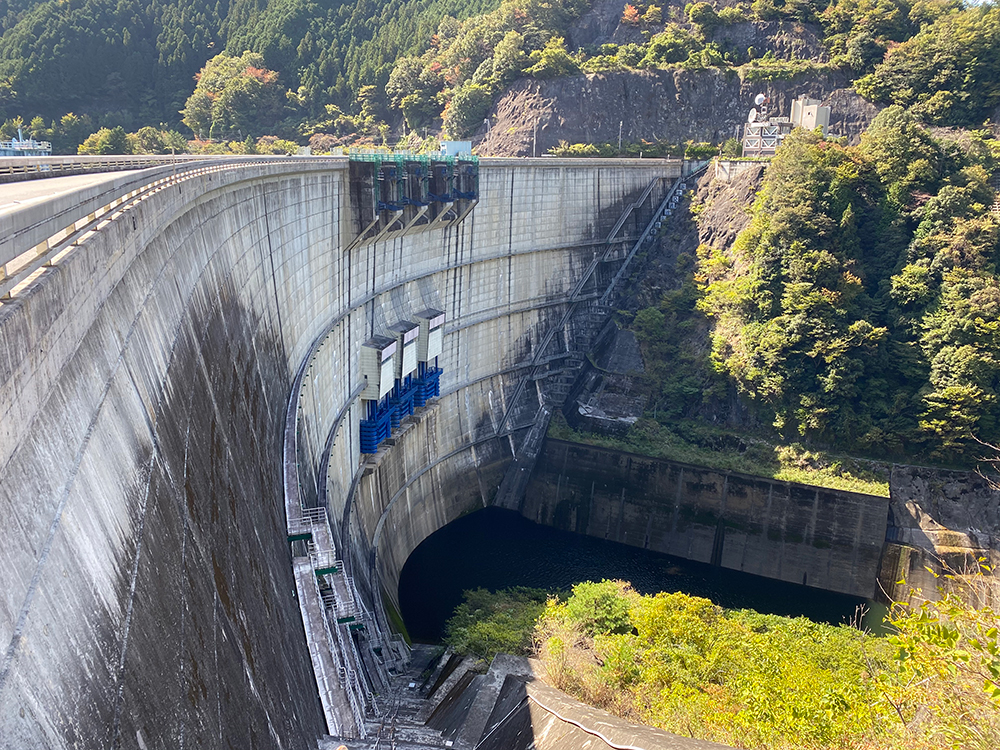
left=493, top=174, right=673, bottom=435
left=0, top=153, right=222, bottom=179
left=599, top=161, right=709, bottom=305
left=0, top=156, right=344, bottom=302
left=302, top=560, right=350, bottom=736
left=333, top=622, right=368, bottom=735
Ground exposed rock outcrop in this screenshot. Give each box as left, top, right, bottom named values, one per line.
left=878, top=465, right=1000, bottom=604
left=890, top=466, right=1000, bottom=557
left=484, top=68, right=878, bottom=156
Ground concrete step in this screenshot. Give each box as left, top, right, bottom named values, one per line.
left=450, top=655, right=536, bottom=750
left=321, top=736, right=446, bottom=750
left=392, top=724, right=450, bottom=746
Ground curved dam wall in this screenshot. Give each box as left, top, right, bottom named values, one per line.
left=0, top=156, right=679, bottom=747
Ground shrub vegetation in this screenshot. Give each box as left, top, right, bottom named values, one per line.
left=445, top=576, right=1000, bottom=749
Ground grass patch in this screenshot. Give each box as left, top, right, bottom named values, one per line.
left=549, top=412, right=890, bottom=497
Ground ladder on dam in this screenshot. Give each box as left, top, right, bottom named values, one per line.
left=291, top=504, right=398, bottom=738
left=492, top=163, right=710, bottom=511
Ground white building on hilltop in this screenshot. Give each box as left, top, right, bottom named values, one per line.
left=742, top=95, right=831, bottom=157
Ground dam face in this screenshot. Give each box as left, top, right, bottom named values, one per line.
left=0, top=156, right=679, bottom=747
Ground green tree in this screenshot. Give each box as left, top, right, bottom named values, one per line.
left=181, top=51, right=283, bottom=140
left=27, top=114, right=45, bottom=139
left=859, top=105, right=943, bottom=208
left=855, top=5, right=1000, bottom=127
left=52, top=112, right=94, bottom=154
left=917, top=270, right=1000, bottom=459
left=885, top=569, right=1000, bottom=747
left=686, top=2, right=719, bottom=34
left=444, top=587, right=548, bottom=661
left=525, top=36, right=579, bottom=78
left=564, top=580, right=633, bottom=637
left=134, top=125, right=166, bottom=154
left=699, top=129, right=899, bottom=445
left=255, top=135, right=299, bottom=154
left=443, top=82, right=491, bottom=138
left=640, top=27, right=699, bottom=66
left=492, top=30, right=527, bottom=85
left=77, top=125, right=132, bottom=154
left=385, top=57, right=424, bottom=111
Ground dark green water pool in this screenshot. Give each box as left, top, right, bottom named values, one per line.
left=398, top=507, right=883, bottom=642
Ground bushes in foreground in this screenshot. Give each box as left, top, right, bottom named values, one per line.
left=446, top=577, right=1000, bottom=750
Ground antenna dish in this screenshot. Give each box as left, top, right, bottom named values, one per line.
left=748, top=108, right=758, bottom=123
left=754, top=93, right=767, bottom=106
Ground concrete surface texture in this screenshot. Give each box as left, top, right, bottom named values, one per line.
left=478, top=676, right=731, bottom=750
left=0, top=156, right=680, bottom=748
left=522, top=439, right=890, bottom=599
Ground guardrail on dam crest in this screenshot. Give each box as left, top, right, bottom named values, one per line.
left=0, top=154, right=682, bottom=747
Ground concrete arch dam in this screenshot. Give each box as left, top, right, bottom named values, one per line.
left=0, top=155, right=683, bottom=748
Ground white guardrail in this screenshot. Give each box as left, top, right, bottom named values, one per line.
left=0, top=156, right=345, bottom=302
left=0, top=153, right=212, bottom=179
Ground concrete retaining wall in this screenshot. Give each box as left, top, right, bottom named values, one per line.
left=713, top=158, right=768, bottom=184
left=522, top=439, right=889, bottom=598
left=0, top=156, right=680, bottom=748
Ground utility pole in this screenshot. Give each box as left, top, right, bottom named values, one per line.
left=532, top=120, right=537, bottom=158
left=483, top=118, right=491, bottom=155
left=618, top=120, right=623, bottom=154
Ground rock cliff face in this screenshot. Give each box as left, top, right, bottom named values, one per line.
left=484, top=68, right=879, bottom=156
left=890, top=466, right=1000, bottom=556
left=620, top=161, right=761, bottom=313
left=878, top=465, right=1000, bottom=604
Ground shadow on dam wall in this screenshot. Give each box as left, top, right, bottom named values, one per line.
left=0, top=187, right=325, bottom=745
left=521, top=439, right=890, bottom=599
left=97, top=298, right=322, bottom=747
left=0, top=157, right=684, bottom=747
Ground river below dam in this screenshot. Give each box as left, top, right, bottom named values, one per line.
left=398, top=506, right=886, bottom=643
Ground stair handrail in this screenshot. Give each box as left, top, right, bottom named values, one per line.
left=599, top=160, right=710, bottom=306
left=494, top=174, right=674, bottom=434
left=332, top=619, right=368, bottom=735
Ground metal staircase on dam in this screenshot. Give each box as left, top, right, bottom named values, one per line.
left=492, top=163, right=710, bottom=511
left=317, top=645, right=447, bottom=750
left=289, top=503, right=411, bottom=739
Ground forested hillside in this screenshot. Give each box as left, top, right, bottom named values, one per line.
left=700, top=108, right=1000, bottom=462
left=1, top=0, right=999, bottom=152
left=0, top=0, right=500, bottom=143
left=612, top=107, right=1000, bottom=468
